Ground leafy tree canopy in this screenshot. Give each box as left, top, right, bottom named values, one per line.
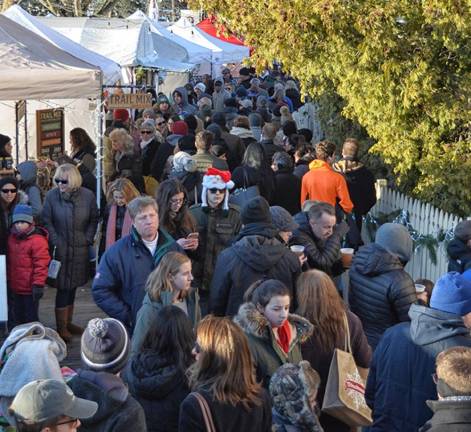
left=191, top=0, right=471, bottom=215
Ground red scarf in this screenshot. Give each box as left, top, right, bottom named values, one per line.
left=276, top=320, right=292, bottom=354
left=105, top=205, right=133, bottom=249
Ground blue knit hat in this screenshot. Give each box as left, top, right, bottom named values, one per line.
left=430, top=272, right=471, bottom=316
left=12, top=204, right=33, bottom=225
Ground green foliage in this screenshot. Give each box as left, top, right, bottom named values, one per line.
left=191, top=0, right=471, bottom=216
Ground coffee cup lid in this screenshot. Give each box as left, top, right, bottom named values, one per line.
left=415, top=284, right=426, bottom=293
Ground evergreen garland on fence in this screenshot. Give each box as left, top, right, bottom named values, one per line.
left=364, top=209, right=455, bottom=265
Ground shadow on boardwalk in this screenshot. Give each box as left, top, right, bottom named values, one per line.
left=39, top=282, right=106, bottom=370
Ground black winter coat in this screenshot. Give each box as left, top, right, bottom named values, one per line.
left=179, top=388, right=272, bottom=432
left=260, top=139, right=281, bottom=166
left=291, top=212, right=348, bottom=276
left=447, top=239, right=471, bottom=273
left=301, top=310, right=371, bottom=432
left=365, top=304, right=471, bottom=432
left=123, top=351, right=190, bottom=432
left=232, top=165, right=275, bottom=203
left=112, top=152, right=145, bottom=193
left=332, top=159, right=376, bottom=216
left=141, top=138, right=160, bottom=176
left=349, top=242, right=417, bottom=349
left=41, top=187, right=98, bottom=291
left=271, top=170, right=301, bottom=215
left=420, top=398, right=471, bottom=432
left=210, top=224, right=301, bottom=316
left=68, top=370, right=147, bottom=432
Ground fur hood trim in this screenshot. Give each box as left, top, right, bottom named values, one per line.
left=234, top=302, right=313, bottom=343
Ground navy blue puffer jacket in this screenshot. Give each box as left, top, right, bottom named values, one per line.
left=349, top=242, right=416, bottom=349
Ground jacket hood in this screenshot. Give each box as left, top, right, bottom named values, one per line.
left=167, top=134, right=183, bottom=147
left=308, top=159, right=331, bottom=171
left=229, top=126, right=255, bottom=139
left=332, top=159, right=364, bottom=174
left=293, top=212, right=311, bottom=235
left=233, top=235, right=292, bottom=272
left=409, top=304, right=471, bottom=346
left=447, top=239, right=469, bottom=260
left=173, top=86, right=190, bottom=106
left=17, top=161, right=37, bottom=185
left=125, top=351, right=186, bottom=399
left=234, top=302, right=313, bottom=343
left=71, top=370, right=128, bottom=423
left=352, top=242, right=404, bottom=276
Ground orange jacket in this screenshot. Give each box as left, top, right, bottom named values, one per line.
left=300, top=160, right=354, bottom=213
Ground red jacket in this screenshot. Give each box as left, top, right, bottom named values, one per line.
left=301, top=159, right=354, bottom=213
left=7, top=225, right=50, bottom=295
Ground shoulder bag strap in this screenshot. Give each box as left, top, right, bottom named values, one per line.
left=243, top=168, right=249, bottom=189
left=192, top=392, right=217, bottom=432
left=343, top=313, right=352, bottom=354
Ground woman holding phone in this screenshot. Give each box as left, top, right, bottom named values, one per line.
left=155, top=179, right=198, bottom=251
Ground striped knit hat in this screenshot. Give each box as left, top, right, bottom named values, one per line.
left=81, top=318, right=129, bottom=374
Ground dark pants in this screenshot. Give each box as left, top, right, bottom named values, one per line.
left=55, top=289, right=77, bottom=308
left=13, top=293, right=39, bottom=325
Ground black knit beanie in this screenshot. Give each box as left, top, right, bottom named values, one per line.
left=241, top=196, right=272, bottom=225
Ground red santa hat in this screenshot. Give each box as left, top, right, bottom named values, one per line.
left=201, top=168, right=235, bottom=210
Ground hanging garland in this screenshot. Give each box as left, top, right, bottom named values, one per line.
left=363, top=209, right=455, bottom=265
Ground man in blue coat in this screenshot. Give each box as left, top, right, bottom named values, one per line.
left=92, top=196, right=181, bottom=331
left=365, top=272, right=471, bottom=432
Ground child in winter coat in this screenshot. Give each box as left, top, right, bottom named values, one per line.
left=7, top=204, right=50, bottom=325
left=234, top=279, right=313, bottom=388
left=270, top=361, right=324, bottom=432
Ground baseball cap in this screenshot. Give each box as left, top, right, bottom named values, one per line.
left=9, top=379, right=97, bottom=423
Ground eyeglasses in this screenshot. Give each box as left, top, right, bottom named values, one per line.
left=170, top=197, right=186, bottom=205
left=55, top=418, right=79, bottom=427
left=1, top=188, right=16, bottom=194
left=156, top=121, right=166, bottom=126
left=208, top=188, right=225, bottom=194
left=55, top=179, right=68, bottom=185
left=140, top=130, right=153, bottom=134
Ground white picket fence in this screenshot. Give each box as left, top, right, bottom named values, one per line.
left=365, top=180, right=463, bottom=282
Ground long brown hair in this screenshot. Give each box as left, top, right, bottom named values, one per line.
left=145, top=252, right=191, bottom=301
left=155, top=179, right=196, bottom=236
left=188, top=316, right=262, bottom=408
left=296, top=270, right=346, bottom=351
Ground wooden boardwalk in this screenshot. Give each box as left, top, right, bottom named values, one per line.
left=39, top=282, right=106, bottom=369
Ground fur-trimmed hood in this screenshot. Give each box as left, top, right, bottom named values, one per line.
left=234, top=302, right=313, bottom=343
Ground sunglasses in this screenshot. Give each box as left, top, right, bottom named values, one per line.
left=1, top=188, right=16, bottom=194
left=156, top=121, right=166, bottom=126
left=55, top=418, right=79, bottom=427
left=141, top=130, right=153, bottom=134
left=55, top=179, right=68, bottom=185
left=208, top=188, right=225, bottom=194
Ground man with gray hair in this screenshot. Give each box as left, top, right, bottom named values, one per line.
left=92, top=196, right=181, bottom=330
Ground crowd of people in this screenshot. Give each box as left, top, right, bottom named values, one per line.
left=1, top=67, right=471, bottom=432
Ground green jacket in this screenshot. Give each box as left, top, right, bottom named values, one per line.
left=131, top=290, right=201, bottom=354
left=190, top=203, right=241, bottom=290
left=234, top=302, right=313, bottom=388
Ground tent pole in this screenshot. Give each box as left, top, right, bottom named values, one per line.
left=96, top=80, right=104, bottom=211
left=24, top=101, right=28, bottom=160
left=15, top=101, right=19, bottom=164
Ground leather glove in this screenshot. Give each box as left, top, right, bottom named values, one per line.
left=32, top=285, right=44, bottom=302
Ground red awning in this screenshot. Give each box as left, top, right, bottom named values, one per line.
left=196, top=17, right=246, bottom=46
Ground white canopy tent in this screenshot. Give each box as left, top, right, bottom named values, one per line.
left=0, top=14, right=102, bottom=100
left=128, top=10, right=213, bottom=73
left=3, top=5, right=121, bottom=85
left=39, top=16, right=194, bottom=73
left=168, top=17, right=249, bottom=68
